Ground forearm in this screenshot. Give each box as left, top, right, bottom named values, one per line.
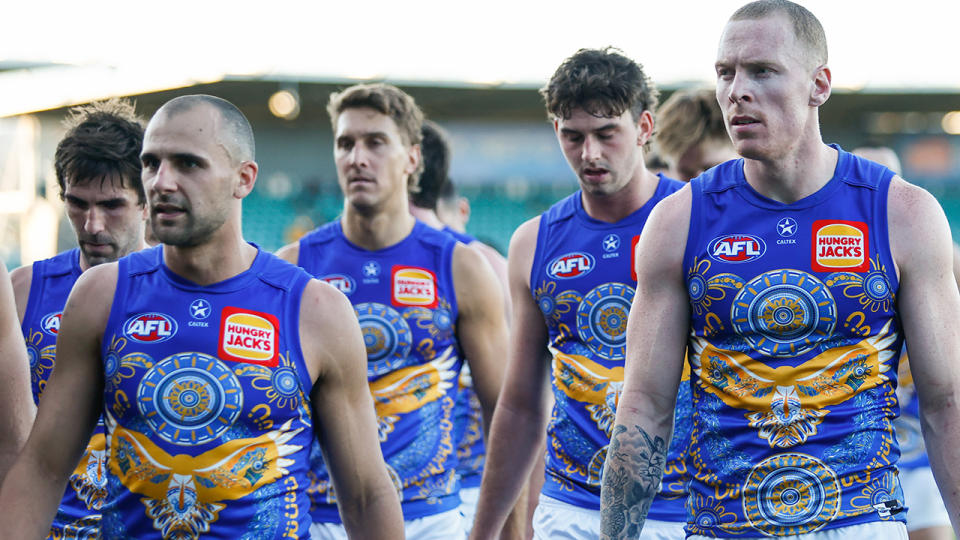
left=0, top=450, right=73, bottom=535
left=599, top=390, right=674, bottom=540
left=339, top=473, right=404, bottom=540
left=471, top=398, right=547, bottom=539
left=920, top=393, right=960, bottom=533
left=0, top=401, right=33, bottom=486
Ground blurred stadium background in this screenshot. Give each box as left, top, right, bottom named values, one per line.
left=1, top=67, right=959, bottom=268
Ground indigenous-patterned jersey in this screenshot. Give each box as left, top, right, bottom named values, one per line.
left=99, top=246, right=315, bottom=539
left=298, top=220, right=463, bottom=521
left=530, top=175, right=688, bottom=520
left=894, top=354, right=928, bottom=470
left=21, top=249, right=106, bottom=539
left=683, top=146, right=906, bottom=537
left=442, top=226, right=486, bottom=489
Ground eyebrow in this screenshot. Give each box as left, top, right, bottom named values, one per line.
left=64, top=194, right=127, bottom=206
left=560, top=123, right=619, bottom=135
left=140, top=151, right=207, bottom=164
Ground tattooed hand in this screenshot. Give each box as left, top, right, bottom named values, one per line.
left=599, top=424, right=667, bottom=540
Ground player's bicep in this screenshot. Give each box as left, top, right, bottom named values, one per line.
left=31, top=264, right=114, bottom=475
left=888, top=180, right=960, bottom=402
left=302, top=281, right=384, bottom=493
left=453, top=243, right=509, bottom=415
left=503, top=218, right=551, bottom=398
left=623, top=188, right=691, bottom=408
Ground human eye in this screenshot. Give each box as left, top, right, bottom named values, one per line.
left=141, top=155, right=159, bottom=170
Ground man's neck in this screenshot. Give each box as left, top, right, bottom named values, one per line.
left=409, top=205, right=445, bottom=231
left=581, top=168, right=660, bottom=224
left=162, top=222, right=257, bottom=286
left=743, top=141, right=839, bottom=204
left=342, top=202, right=416, bottom=251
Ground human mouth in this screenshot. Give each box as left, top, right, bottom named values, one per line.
left=730, top=115, right=761, bottom=130
left=152, top=202, right=186, bottom=221
left=581, top=167, right=609, bottom=183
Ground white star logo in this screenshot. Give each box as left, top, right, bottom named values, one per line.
left=190, top=299, right=211, bottom=320
left=362, top=261, right=380, bottom=278
left=603, top=234, right=621, bottom=252
left=777, top=217, right=798, bottom=237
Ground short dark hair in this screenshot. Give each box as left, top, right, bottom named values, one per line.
left=327, top=83, right=425, bottom=189
left=730, top=0, right=828, bottom=66
left=411, top=120, right=451, bottom=210
left=54, top=99, right=146, bottom=204
left=156, top=94, right=255, bottom=163
left=540, top=47, right=659, bottom=122
left=655, top=88, right=728, bottom=164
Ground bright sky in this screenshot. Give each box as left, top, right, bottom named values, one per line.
left=3, top=0, right=958, bottom=90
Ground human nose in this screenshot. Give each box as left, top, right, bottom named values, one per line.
left=581, top=135, right=602, bottom=162
left=150, top=160, right=177, bottom=193
left=84, top=207, right=105, bottom=235
left=726, top=71, right=751, bottom=104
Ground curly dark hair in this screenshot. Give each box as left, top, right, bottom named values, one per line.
left=540, top=47, right=659, bottom=122
left=54, top=99, right=146, bottom=204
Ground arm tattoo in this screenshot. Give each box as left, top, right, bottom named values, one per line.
left=599, top=423, right=667, bottom=540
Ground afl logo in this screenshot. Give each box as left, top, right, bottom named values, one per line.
left=124, top=313, right=178, bottom=343
left=709, top=234, right=766, bottom=263
left=322, top=274, right=356, bottom=296
left=548, top=252, right=595, bottom=279
left=41, top=311, right=62, bottom=336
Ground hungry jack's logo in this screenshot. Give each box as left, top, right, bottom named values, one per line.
left=218, top=307, right=279, bottom=367
left=391, top=266, right=438, bottom=308
left=812, top=220, right=869, bottom=273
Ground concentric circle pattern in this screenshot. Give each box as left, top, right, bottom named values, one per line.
left=576, top=283, right=635, bottom=360
left=743, top=453, right=840, bottom=536
left=137, top=352, right=243, bottom=445
left=731, top=270, right=836, bottom=357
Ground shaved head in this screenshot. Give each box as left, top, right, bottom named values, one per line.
left=155, top=95, right=255, bottom=164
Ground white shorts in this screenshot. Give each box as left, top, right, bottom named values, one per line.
left=900, top=466, right=951, bottom=531
left=309, top=508, right=465, bottom=540
left=531, top=494, right=685, bottom=540
left=458, top=486, right=480, bottom=535
left=687, top=520, right=908, bottom=540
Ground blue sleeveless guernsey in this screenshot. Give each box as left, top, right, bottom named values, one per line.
left=682, top=146, right=906, bottom=537
left=21, top=248, right=106, bottom=538
left=298, top=220, right=463, bottom=522
left=441, top=226, right=486, bottom=490
left=98, top=245, right=315, bottom=539
left=893, top=354, right=928, bottom=471
left=529, top=175, right=688, bottom=520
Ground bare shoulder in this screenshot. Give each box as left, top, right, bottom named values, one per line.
left=636, top=183, right=692, bottom=266
left=507, top=215, right=542, bottom=258
left=452, top=240, right=490, bottom=277
left=298, top=278, right=359, bottom=381
left=887, top=176, right=952, bottom=275
left=299, top=279, right=355, bottom=333
left=61, top=262, right=119, bottom=337
left=275, top=241, right=300, bottom=265
left=8, top=263, right=32, bottom=323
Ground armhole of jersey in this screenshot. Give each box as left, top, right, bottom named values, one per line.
left=876, top=172, right=899, bottom=293
left=528, top=216, right=549, bottom=298
left=21, top=259, right=45, bottom=334
left=682, top=179, right=703, bottom=273
left=296, top=238, right=308, bottom=270
left=102, top=257, right=130, bottom=358
left=442, top=237, right=458, bottom=318
left=286, top=272, right=314, bottom=397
